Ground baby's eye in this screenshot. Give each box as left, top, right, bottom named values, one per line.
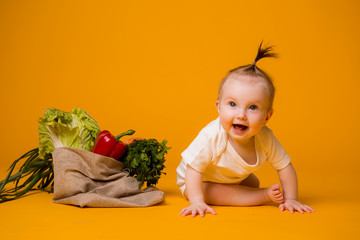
left=229, top=102, right=236, bottom=107
left=249, top=105, right=258, bottom=110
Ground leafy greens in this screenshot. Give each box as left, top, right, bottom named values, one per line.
left=123, top=139, right=170, bottom=187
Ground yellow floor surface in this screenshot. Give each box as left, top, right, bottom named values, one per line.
left=1, top=169, right=359, bottom=240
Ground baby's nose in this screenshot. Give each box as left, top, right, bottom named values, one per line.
left=236, top=109, right=247, bottom=120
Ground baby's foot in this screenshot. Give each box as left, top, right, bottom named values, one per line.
left=265, top=184, right=284, bottom=204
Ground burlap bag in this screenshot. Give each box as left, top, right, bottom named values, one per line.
left=52, top=147, right=164, bottom=207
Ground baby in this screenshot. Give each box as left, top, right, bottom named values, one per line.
left=176, top=43, right=314, bottom=217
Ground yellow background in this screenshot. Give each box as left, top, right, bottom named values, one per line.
left=0, top=0, right=359, bottom=239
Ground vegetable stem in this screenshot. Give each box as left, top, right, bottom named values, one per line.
left=115, top=129, right=135, bottom=141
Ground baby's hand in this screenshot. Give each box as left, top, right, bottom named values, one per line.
left=279, top=199, right=315, bottom=214
left=179, top=202, right=216, bottom=217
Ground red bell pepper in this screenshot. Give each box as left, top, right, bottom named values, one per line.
left=92, top=129, right=135, bottom=160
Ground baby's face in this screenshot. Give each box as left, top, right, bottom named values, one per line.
left=216, top=75, right=273, bottom=145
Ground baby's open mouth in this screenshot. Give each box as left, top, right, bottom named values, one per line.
left=233, top=124, right=248, bottom=131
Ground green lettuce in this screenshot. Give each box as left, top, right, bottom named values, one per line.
left=38, top=108, right=100, bottom=159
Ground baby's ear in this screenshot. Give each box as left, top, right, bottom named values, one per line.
left=265, top=108, right=274, bottom=122
left=215, top=100, right=220, bottom=113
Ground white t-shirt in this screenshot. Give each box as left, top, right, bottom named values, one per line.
left=176, top=118, right=291, bottom=194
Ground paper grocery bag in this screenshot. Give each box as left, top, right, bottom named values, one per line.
left=52, top=147, right=164, bottom=207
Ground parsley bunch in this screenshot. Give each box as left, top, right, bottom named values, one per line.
left=123, top=139, right=170, bottom=187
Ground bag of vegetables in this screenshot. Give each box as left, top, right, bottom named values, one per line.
left=0, top=108, right=169, bottom=207
left=52, top=147, right=164, bottom=207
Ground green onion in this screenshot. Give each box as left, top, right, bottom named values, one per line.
left=0, top=148, right=53, bottom=203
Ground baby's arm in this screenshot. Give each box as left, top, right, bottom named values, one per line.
left=277, top=163, right=315, bottom=213
left=179, top=165, right=216, bottom=217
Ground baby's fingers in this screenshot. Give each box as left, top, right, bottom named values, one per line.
left=179, top=207, right=187, bottom=215
left=288, top=206, right=295, bottom=213
left=179, top=208, right=186, bottom=215
left=180, top=207, right=192, bottom=216
left=294, top=203, right=315, bottom=214
left=179, top=207, right=202, bottom=217
left=197, top=206, right=213, bottom=217
left=206, top=206, right=217, bottom=215
left=303, top=205, right=315, bottom=213
left=191, top=208, right=206, bottom=217
left=279, top=203, right=285, bottom=211
left=295, top=205, right=304, bottom=214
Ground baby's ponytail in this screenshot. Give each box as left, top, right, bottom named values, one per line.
left=229, top=41, right=278, bottom=73
left=252, top=41, right=278, bottom=69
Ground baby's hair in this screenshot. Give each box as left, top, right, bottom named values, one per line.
left=218, top=41, right=278, bottom=109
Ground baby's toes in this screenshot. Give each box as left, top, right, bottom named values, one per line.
left=274, top=195, right=284, bottom=203
left=273, top=191, right=282, bottom=198
left=272, top=189, right=280, bottom=194
left=273, top=191, right=281, bottom=196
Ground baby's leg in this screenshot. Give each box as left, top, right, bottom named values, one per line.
left=202, top=182, right=284, bottom=206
